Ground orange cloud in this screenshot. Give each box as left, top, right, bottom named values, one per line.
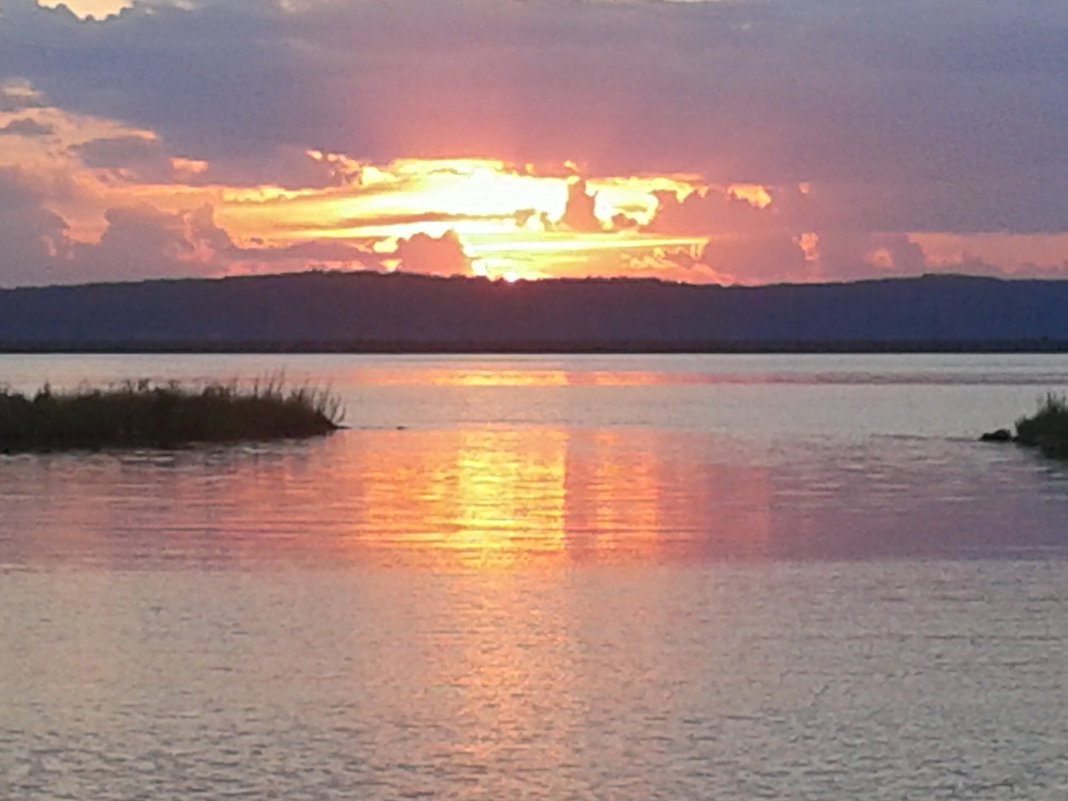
left=558, top=178, right=602, bottom=232
left=394, top=230, right=472, bottom=277
left=2, top=76, right=1067, bottom=287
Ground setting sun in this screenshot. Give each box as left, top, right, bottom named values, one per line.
left=218, top=157, right=713, bottom=281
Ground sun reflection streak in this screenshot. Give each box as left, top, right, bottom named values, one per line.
left=336, top=426, right=772, bottom=568
left=333, top=365, right=724, bottom=387
left=450, top=430, right=567, bottom=566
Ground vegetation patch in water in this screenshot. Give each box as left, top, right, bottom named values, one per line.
left=1014, top=393, right=1068, bottom=459
left=0, top=378, right=343, bottom=452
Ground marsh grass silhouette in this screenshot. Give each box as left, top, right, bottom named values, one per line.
left=0, top=377, right=343, bottom=453
left=1014, top=393, right=1068, bottom=459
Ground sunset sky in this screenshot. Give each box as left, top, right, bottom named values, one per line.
left=2, top=0, right=1067, bottom=287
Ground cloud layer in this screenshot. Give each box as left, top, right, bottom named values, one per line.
left=1, top=0, right=1067, bottom=286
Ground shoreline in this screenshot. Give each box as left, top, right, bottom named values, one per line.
left=4, top=339, right=1068, bottom=355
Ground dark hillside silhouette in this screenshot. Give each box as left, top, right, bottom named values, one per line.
left=2, top=271, right=1068, bottom=351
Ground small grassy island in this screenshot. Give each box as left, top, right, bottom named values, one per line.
left=1014, top=393, right=1068, bottom=459
left=0, top=379, right=343, bottom=453
left=982, top=393, right=1068, bottom=460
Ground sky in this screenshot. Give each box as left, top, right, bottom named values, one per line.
left=1, top=0, right=1067, bottom=287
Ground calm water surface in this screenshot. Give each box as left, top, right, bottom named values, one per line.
left=2, top=354, right=1068, bottom=799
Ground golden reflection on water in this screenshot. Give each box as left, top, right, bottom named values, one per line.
left=352, top=428, right=568, bottom=567
left=339, top=366, right=705, bottom=387
left=0, top=425, right=774, bottom=569
left=341, top=426, right=772, bottom=567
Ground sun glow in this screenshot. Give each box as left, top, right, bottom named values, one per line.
left=218, top=157, right=710, bottom=280
left=38, top=0, right=131, bottom=18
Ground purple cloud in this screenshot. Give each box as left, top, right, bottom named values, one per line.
left=0, top=117, right=53, bottom=137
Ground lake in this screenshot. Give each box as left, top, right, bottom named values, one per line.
left=2, top=353, right=1068, bottom=800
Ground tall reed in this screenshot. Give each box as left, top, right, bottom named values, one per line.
left=1015, top=392, right=1068, bottom=459
left=0, top=377, right=343, bottom=452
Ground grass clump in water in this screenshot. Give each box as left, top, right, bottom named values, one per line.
left=1014, top=392, right=1068, bottom=460
left=0, top=377, right=343, bottom=453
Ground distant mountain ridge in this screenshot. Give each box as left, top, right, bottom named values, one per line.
left=2, top=271, right=1068, bottom=352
